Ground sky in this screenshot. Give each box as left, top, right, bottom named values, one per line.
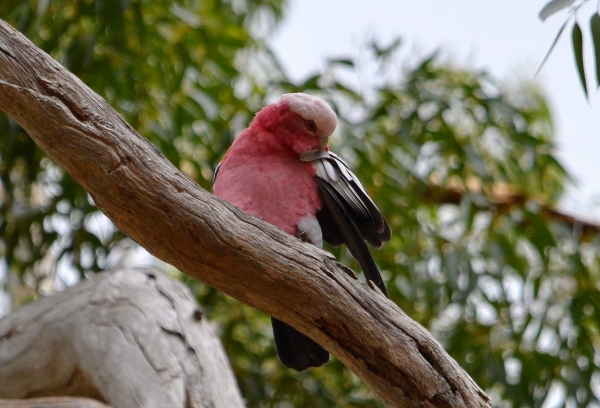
left=270, top=0, right=600, bottom=222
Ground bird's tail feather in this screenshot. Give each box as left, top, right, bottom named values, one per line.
left=271, top=317, right=329, bottom=371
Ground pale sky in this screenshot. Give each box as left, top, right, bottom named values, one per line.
left=270, top=0, right=600, bottom=221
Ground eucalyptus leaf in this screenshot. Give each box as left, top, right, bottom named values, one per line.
left=327, top=58, right=355, bottom=68
left=572, top=21, right=588, bottom=97
left=536, top=17, right=571, bottom=77
left=591, top=13, right=600, bottom=88
left=538, top=0, right=575, bottom=22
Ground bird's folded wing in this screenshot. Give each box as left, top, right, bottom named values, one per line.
left=313, top=152, right=391, bottom=296
left=314, top=152, right=391, bottom=247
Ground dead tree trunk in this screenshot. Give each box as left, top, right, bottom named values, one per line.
left=0, top=268, right=245, bottom=408
left=0, top=19, right=490, bottom=407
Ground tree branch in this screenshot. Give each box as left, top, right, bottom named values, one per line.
left=0, top=268, right=244, bottom=408
left=0, top=19, right=490, bottom=407
left=0, top=397, right=110, bottom=408
left=423, top=183, right=600, bottom=237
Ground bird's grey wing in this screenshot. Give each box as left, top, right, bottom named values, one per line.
left=315, top=152, right=391, bottom=247
left=313, top=152, right=391, bottom=296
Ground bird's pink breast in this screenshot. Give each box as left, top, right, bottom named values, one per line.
left=214, top=151, right=322, bottom=236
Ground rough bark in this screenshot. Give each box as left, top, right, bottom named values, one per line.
left=0, top=268, right=245, bottom=408
left=0, top=397, right=110, bottom=408
left=0, top=19, right=490, bottom=407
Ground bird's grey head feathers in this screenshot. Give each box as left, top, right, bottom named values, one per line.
left=281, top=93, right=337, bottom=138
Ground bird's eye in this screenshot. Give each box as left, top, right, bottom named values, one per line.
left=305, top=120, right=317, bottom=132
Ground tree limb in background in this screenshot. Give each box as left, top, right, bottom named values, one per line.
left=423, top=183, right=600, bottom=238
left=0, top=268, right=244, bottom=408
left=0, top=19, right=490, bottom=407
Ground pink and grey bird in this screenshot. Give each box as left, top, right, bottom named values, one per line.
left=213, top=93, right=390, bottom=371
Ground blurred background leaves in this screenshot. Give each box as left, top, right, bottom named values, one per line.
left=1, top=1, right=598, bottom=407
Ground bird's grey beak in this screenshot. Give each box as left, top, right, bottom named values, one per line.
left=299, top=148, right=330, bottom=162
left=299, top=136, right=330, bottom=162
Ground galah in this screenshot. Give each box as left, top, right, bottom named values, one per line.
left=213, top=93, right=391, bottom=371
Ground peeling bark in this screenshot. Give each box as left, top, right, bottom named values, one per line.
left=0, top=19, right=491, bottom=407
left=0, top=268, right=244, bottom=408
left=0, top=397, right=109, bottom=408
left=0, top=397, right=110, bottom=408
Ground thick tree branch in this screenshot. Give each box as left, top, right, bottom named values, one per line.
left=0, top=20, right=490, bottom=407
left=0, top=397, right=110, bottom=408
left=0, top=268, right=244, bottom=408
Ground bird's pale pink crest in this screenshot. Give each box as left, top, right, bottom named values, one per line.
left=251, top=93, right=337, bottom=155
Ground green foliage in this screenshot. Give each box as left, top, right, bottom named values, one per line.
left=538, top=0, right=600, bottom=99
left=573, top=21, right=588, bottom=97
left=314, top=50, right=596, bottom=407
left=1, top=2, right=599, bottom=407
left=0, top=0, right=281, bottom=296
left=591, top=12, right=600, bottom=85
